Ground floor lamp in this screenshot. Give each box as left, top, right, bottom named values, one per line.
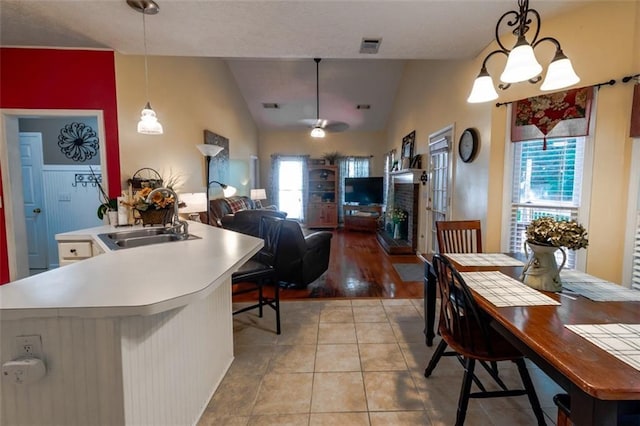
left=196, top=144, right=224, bottom=225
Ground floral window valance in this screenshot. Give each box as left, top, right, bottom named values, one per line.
left=511, top=87, right=593, bottom=149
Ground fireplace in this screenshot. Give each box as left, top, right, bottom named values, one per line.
left=377, top=170, right=421, bottom=255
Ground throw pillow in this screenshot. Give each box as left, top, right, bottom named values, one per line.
left=225, top=196, right=250, bottom=213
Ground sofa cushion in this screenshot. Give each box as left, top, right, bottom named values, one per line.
left=225, top=196, right=252, bottom=213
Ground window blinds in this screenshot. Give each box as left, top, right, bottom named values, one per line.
left=633, top=211, right=640, bottom=290
left=509, top=138, right=585, bottom=269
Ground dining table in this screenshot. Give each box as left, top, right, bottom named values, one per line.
left=418, top=252, right=640, bottom=426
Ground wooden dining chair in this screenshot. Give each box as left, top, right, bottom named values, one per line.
left=231, top=215, right=284, bottom=334
left=426, top=254, right=546, bottom=426
left=435, top=220, right=483, bottom=254
left=426, top=219, right=484, bottom=376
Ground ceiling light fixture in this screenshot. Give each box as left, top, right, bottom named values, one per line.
left=128, top=0, right=163, bottom=134
left=311, top=58, right=326, bottom=139
left=467, top=0, right=580, bottom=104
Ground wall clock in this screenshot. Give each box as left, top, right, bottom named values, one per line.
left=458, top=128, right=479, bottom=163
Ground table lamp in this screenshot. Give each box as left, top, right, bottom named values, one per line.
left=250, top=189, right=267, bottom=208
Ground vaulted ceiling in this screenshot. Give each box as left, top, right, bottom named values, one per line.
left=0, top=0, right=589, bottom=132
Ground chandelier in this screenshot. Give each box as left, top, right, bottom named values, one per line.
left=467, top=0, right=580, bottom=103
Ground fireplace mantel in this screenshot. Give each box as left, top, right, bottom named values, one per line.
left=390, top=169, right=424, bottom=184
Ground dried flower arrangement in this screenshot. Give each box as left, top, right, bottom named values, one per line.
left=525, top=216, right=589, bottom=251
left=388, top=208, right=407, bottom=224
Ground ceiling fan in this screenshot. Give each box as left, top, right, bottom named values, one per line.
left=300, top=58, right=349, bottom=138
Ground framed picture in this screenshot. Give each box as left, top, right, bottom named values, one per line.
left=401, top=131, right=415, bottom=160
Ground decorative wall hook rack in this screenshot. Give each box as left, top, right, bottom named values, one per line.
left=72, top=173, right=102, bottom=188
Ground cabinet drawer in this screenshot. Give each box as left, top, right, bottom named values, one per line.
left=58, top=242, right=93, bottom=260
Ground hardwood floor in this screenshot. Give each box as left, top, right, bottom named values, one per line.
left=233, top=228, right=424, bottom=301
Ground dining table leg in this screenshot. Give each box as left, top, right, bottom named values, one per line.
left=423, top=260, right=436, bottom=346
left=570, top=386, right=618, bottom=426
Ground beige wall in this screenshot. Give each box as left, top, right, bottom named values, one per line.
left=257, top=130, right=388, bottom=186
left=115, top=54, right=258, bottom=196
left=386, top=1, right=640, bottom=282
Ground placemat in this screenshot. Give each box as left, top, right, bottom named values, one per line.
left=565, top=324, right=640, bottom=371
left=461, top=271, right=560, bottom=307
left=446, top=253, right=524, bottom=267
left=560, top=270, right=640, bottom=302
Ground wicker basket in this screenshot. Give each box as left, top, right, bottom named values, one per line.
left=138, top=208, right=173, bottom=226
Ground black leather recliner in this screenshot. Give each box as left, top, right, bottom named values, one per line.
left=223, top=215, right=332, bottom=289
left=275, top=220, right=332, bottom=288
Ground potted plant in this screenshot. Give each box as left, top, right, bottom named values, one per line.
left=90, top=167, right=118, bottom=223
left=522, top=216, right=589, bottom=292
left=322, top=151, right=341, bottom=165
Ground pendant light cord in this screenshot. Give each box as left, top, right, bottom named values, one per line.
left=142, top=8, right=149, bottom=102
left=315, top=58, right=321, bottom=121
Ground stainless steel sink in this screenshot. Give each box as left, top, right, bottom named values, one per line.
left=98, top=228, right=199, bottom=250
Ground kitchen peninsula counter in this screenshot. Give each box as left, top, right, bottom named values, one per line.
left=0, top=221, right=262, bottom=425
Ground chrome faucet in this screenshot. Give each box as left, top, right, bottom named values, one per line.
left=145, top=187, right=189, bottom=238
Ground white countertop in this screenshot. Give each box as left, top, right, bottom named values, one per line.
left=0, top=221, right=263, bottom=319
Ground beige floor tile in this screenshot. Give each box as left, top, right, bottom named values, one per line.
left=484, top=407, right=547, bottom=426
left=399, top=342, right=430, bottom=372
left=355, top=322, right=397, bottom=343
left=227, top=344, right=275, bottom=376
left=391, top=321, right=428, bottom=343
left=311, top=372, right=368, bottom=413
left=276, top=322, right=319, bottom=345
left=359, top=343, right=408, bottom=371
left=206, top=374, right=263, bottom=417
left=350, top=299, right=383, bottom=307
left=252, top=372, right=313, bottom=415
left=352, top=306, right=388, bottom=323
left=198, top=413, right=249, bottom=426
left=315, top=344, right=361, bottom=372
left=310, top=412, right=370, bottom=425
left=381, top=298, right=416, bottom=307
left=234, top=317, right=279, bottom=346
left=247, top=413, right=310, bottom=426
left=363, top=371, right=424, bottom=411
left=383, top=305, right=422, bottom=323
left=318, top=322, right=357, bottom=344
left=426, top=408, right=495, bottom=426
left=324, top=299, right=353, bottom=307
left=319, top=307, right=354, bottom=323
left=268, top=344, right=317, bottom=373
left=369, top=411, right=431, bottom=425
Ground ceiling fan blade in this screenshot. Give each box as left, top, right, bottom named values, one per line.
left=324, top=121, right=349, bottom=132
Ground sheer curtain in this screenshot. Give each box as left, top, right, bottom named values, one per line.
left=337, top=156, right=371, bottom=222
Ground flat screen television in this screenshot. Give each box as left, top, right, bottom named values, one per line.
left=344, top=177, right=384, bottom=205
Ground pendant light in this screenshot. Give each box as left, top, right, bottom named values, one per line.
left=311, top=58, right=326, bottom=138
left=128, top=0, right=163, bottom=134
left=467, top=0, right=579, bottom=103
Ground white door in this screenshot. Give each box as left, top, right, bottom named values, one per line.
left=427, top=128, right=453, bottom=253
left=20, top=133, right=48, bottom=270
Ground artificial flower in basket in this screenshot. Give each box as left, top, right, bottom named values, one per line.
left=521, top=216, right=589, bottom=292
left=124, top=187, right=176, bottom=226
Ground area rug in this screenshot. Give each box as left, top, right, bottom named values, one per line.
left=392, top=263, right=424, bottom=282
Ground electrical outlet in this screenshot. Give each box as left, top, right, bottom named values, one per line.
left=16, top=335, right=43, bottom=358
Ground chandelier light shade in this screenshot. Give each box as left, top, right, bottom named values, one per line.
left=311, top=58, right=326, bottom=139
left=128, top=0, right=163, bottom=134
left=467, top=0, right=580, bottom=103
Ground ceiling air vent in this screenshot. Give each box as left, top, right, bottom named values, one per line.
left=356, top=104, right=371, bottom=110
left=262, top=103, right=279, bottom=109
left=359, top=38, right=381, bottom=54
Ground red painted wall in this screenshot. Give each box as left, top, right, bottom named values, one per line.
left=0, top=48, right=121, bottom=284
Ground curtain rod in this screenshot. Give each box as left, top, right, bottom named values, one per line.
left=494, top=73, right=639, bottom=108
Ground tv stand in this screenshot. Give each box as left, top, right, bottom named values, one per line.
left=343, top=205, right=383, bottom=233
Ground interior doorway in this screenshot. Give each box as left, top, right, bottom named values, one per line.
left=426, top=125, right=454, bottom=254
left=1, top=109, right=107, bottom=280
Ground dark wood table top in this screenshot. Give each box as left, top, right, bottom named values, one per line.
left=421, top=252, right=640, bottom=401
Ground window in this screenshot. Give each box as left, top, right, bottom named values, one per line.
left=277, top=159, right=304, bottom=220
left=633, top=212, right=640, bottom=290
left=508, top=137, right=586, bottom=269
